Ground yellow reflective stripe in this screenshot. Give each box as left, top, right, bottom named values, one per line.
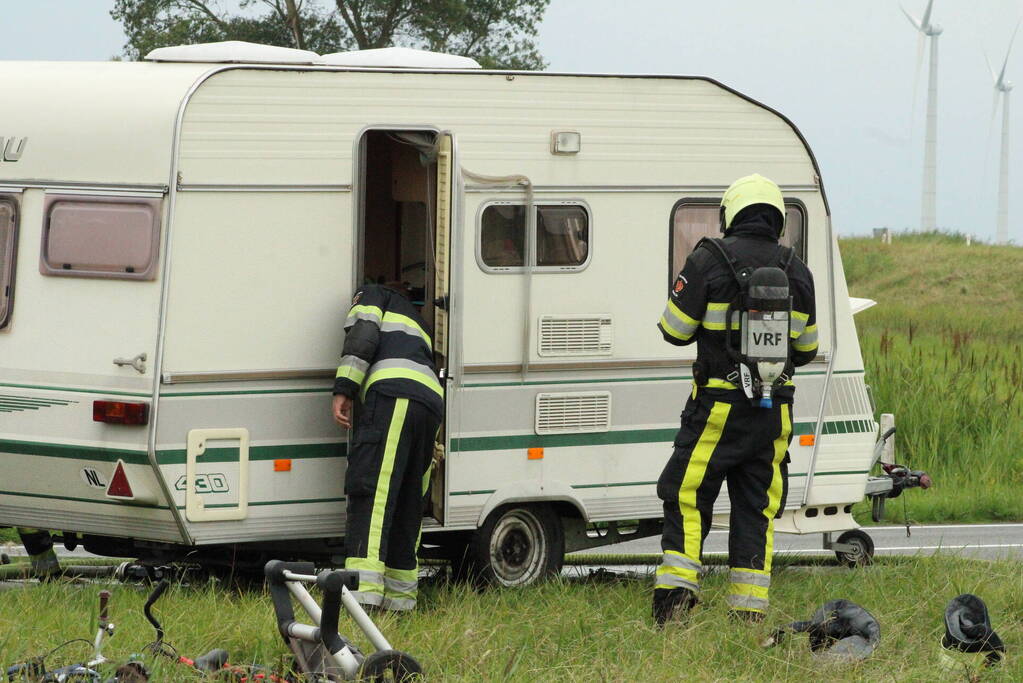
left=384, top=566, right=419, bottom=583
left=762, top=403, right=791, bottom=573
left=667, top=299, right=699, bottom=327
left=367, top=398, right=409, bottom=562
left=381, top=311, right=433, bottom=347
left=728, top=582, right=770, bottom=600
left=363, top=368, right=444, bottom=399
left=707, top=302, right=729, bottom=310
left=335, top=365, right=366, bottom=384
left=704, top=378, right=738, bottom=390
left=794, top=323, right=819, bottom=352
left=678, top=401, right=731, bottom=565
left=346, top=304, right=383, bottom=325
left=791, top=310, right=810, bottom=322
left=415, top=461, right=434, bottom=552
left=345, top=556, right=385, bottom=572
left=656, top=564, right=699, bottom=585
left=659, top=315, right=694, bottom=341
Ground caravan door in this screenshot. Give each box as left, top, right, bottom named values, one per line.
left=428, top=133, right=454, bottom=524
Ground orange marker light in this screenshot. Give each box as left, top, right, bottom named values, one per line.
left=274, top=459, right=292, bottom=472
left=799, top=435, right=815, bottom=447
left=527, top=448, right=544, bottom=460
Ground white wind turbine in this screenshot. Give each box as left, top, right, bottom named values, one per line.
left=903, top=0, right=942, bottom=231
left=990, top=20, right=1022, bottom=244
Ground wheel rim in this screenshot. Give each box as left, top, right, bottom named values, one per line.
left=843, top=538, right=867, bottom=564
left=488, top=508, right=547, bottom=586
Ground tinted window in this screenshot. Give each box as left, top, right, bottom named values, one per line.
left=537, top=205, right=588, bottom=267
left=480, top=203, right=590, bottom=271
left=670, top=202, right=806, bottom=279
left=41, top=195, right=161, bottom=280
left=480, top=204, right=525, bottom=268
left=0, top=197, right=17, bottom=328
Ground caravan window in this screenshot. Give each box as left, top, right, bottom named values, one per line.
left=40, top=195, right=161, bottom=280
left=669, top=201, right=806, bottom=281
left=0, top=196, right=18, bottom=329
left=479, top=202, right=590, bottom=272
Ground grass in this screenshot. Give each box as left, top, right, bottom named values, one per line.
left=1, top=557, right=1021, bottom=681
left=841, top=232, right=1023, bottom=524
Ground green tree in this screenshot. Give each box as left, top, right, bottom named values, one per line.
left=111, top=0, right=549, bottom=69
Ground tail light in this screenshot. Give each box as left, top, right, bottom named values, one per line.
left=93, top=400, right=149, bottom=425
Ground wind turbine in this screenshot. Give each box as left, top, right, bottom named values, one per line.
left=903, top=0, right=942, bottom=231
left=990, top=20, right=1022, bottom=244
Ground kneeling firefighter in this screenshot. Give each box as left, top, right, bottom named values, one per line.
left=652, top=174, right=818, bottom=625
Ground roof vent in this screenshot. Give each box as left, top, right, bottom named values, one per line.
left=317, top=47, right=481, bottom=69
left=145, top=40, right=319, bottom=64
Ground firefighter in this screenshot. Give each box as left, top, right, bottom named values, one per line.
left=652, top=174, right=818, bottom=626
left=332, top=282, right=443, bottom=611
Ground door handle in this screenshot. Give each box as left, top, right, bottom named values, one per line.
left=113, top=352, right=147, bottom=374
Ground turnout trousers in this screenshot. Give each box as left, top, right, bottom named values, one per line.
left=17, top=527, right=59, bottom=577
left=344, top=391, right=440, bottom=611
left=654, top=391, right=792, bottom=617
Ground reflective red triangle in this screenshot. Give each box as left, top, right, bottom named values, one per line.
left=106, top=461, right=133, bottom=498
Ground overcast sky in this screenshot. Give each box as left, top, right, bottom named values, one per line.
left=2, top=1, right=1021, bottom=240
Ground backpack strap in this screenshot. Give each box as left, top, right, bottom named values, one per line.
left=777, top=245, right=796, bottom=273
left=696, top=237, right=742, bottom=283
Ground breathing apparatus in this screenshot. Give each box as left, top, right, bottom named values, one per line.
left=699, top=174, right=794, bottom=408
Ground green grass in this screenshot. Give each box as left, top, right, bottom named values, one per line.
left=1, top=558, right=1020, bottom=681
left=842, top=232, right=1023, bottom=524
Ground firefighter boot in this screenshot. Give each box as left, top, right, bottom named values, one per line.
left=653, top=587, right=698, bottom=627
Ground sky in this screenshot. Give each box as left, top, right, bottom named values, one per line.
left=1, top=1, right=1021, bottom=240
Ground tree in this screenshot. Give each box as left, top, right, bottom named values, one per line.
left=111, top=0, right=549, bottom=69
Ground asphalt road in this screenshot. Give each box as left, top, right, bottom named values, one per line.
left=578, top=522, right=1023, bottom=562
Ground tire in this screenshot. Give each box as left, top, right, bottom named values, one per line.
left=467, top=504, right=564, bottom=587
left=358, top=649, right=422, bottom=682
left=834, top=529, right=875, bottom=568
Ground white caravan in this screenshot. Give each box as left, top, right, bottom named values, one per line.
left=0, top=44, right=900, bottom=582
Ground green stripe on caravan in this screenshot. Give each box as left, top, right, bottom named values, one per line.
left=0, top=440, right=346, bottom=465
left=448, top=420, right=871, bottom=452
left=3, top=420, right=873, bottom=463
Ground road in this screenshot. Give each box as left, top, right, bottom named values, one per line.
left=3, top=523, right=1023, bottom=564
left=578, top=522, right=1023, bottom=562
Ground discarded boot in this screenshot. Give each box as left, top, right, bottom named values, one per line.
left=939, top=594, right=1005, bottom=672
left=762, top=599, right=880, bottom=663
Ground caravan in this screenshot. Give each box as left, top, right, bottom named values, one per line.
left=0, top=44, right=896, bottom=583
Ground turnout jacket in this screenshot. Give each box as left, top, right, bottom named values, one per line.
left=334, top=284, right=444, bottom=418
left=657, top=215, right=818, bottom=401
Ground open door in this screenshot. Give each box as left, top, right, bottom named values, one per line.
left=355, top=129, right=452, bottom=524
left=428, top=133, right=453, bottom=524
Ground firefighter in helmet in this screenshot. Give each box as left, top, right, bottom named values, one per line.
left=652, top=173, right=818, bottom=625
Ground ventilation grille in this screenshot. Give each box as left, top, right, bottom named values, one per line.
left=823, top=375, right=873, bottom=418
left=535, top=391, right=612, bottom=435
left=538, top=315, right=613, bottom=356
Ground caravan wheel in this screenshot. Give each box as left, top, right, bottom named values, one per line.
left=469, top=504, right=564, bottom=587
left=834, top=529, right=875, bottom=567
